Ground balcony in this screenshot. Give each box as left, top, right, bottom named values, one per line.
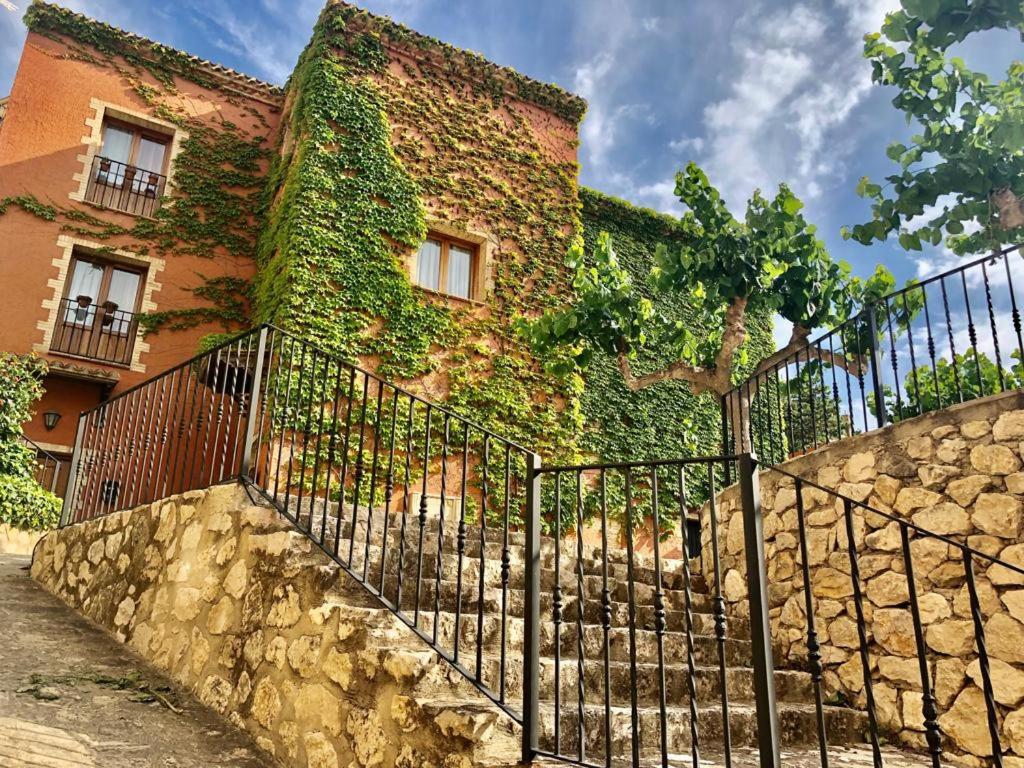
left=50, top=296, right=139, bottom=367
left=84, top=155, right=167, bottom=218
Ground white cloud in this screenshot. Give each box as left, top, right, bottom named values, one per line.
left=772, top=315, right=795, bottom=350
left=640, top=17, right=661, bottom=33
left=607, top=0, right=901, bottom=218
left=0, top=7, right=23, bottom=80
left=570, top=0, right=653, bottom=171
left=634, top=178, right=678, bottom=214
left=574, top=51, right=619, bottom=166
left=185, top=0, right=323, bottom=84
left=835, top=0, right=899, bottom=38
left=669, top=135, right=705, bottom=155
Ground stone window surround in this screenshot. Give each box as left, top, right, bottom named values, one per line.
left=407, top=221, right=496, bottom=305
left=69, top=98, right=188, bottom=208
left=34, top=234, right=166, bottom=374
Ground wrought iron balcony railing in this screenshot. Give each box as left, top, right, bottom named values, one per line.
left=84, top=155, right=167, bottom=218
left=50, top=296, right=138, bottom=367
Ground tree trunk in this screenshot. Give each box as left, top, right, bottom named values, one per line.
left=993, top=187, right=1024, bottom=231
left=724, top=387, right=752, bottom=456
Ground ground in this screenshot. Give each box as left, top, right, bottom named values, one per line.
left=0, top=554, right=274, bottom=768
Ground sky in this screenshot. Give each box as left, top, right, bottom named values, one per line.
left=1, top=0, right=1021, bottom=347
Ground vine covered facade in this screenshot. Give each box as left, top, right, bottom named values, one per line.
left=0, top=0, right=771, bottom=494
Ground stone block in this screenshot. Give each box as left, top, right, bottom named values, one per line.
left=971, top=444, right=1020, bottom=475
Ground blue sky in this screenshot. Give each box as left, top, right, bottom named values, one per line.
left=1, top=0, right=1020, bottom=342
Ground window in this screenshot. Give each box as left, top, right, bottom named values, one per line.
left=413, top=234, right=479, bottom=301
left=85, top=117, right=171, bottom=217
left=51, top=254, right=144, bottom=366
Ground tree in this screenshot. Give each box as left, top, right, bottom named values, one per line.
left=522, top=164, right=901, bottom=451
left=0, top=354, right=61, bottom=531
left=845, top=0, right=1024, bottom=256
left=876, top=348, right=1024, bottom=420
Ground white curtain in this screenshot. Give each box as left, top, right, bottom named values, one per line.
left=65, top=260, right=103, bottom=323
left=101, top=125, right=133, bottom=164
left=104, top=269, right=141, bottom=332
left=447, top=245, right=472, bottom=299
left=135, top=137, right=166, bottom=173
left=416, top=239, right=441, bottom=291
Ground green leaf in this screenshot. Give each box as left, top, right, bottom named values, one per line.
left=886, top=142, right=908, bottom=161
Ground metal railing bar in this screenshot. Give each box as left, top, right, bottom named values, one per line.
left=538, top=454, right=739, bottom=474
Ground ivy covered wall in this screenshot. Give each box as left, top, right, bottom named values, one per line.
left=577, top=188, right=775, bottom=461
left=254, top=1, right=586, bottom=459
left=7, top=1, right=774, bottom=466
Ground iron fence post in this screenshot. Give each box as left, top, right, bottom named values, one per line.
left=866, top=304, right=887, bottom=429
left=59, top=414, right=86, bottom=528
left=738, top=452, right=781, bottom=768
left=721, top=394, right=732, bottom=485
left=239, top=326, right=269, bottom=482
left=522, top=451, right=542, bottom=764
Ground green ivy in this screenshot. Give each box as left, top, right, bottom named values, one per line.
left=0, top=195, right=58, bottom=221
left=577, top=187, right=774, bottom=467
left=253, top=5, right=582, bottom=464
left=0, top=354, right=61, bottom=531
left=12, top=1, right=786, bottom=532
left=253, top=20, right=455, bottom=378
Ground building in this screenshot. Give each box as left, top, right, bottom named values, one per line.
left=0, top=2, right=285, bottom=493
left=0, top=1, right=769, bottom=499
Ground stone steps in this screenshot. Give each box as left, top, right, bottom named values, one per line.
left=369, top=569, right=716, bottom=621
left=369, top=578, right=747, bottom=665
left=365, top=541, right=707, bottom=594
left=536, top=700, right=868, bottom=757
left=399, top=607, right=744, bottom=665
left=263, top=498, right=881, bottom=760
left=538, top=701, right=868, bottom=757
left=531, top=746, right=932, bottom=768
left=324, top=535, right=716, bottom=615
left=379, top=587, right=752, bottom=669
left=295, top=506, right=702, bottom=590
left=475, top=654, right=816, bottom=708
left=335, top=581, right=734, bottom=651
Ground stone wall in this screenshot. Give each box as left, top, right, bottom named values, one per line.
left=30, top=483, right=521, bottom=768
left=704, top=390, right=1024, bottom=764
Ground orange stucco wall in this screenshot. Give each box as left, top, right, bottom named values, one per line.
left=0, top=31, right=282, bottom=449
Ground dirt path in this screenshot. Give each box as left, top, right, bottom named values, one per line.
left=0, top=554, right=275, bottom=768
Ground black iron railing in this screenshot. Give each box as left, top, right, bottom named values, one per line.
left=20, top=435, right=62, bottom=494
left=62, top=326, right=536, bottom=723
left=531, top=455, right=752, bottom=766
left=59, top=323, right=1024, bottom=766
left=84, top=155, right=167, bottom=217
left=50, top=296, right=138, bottom=366
left=724, top=243, right=1024, bottom=463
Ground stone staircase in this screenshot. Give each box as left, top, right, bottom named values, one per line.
left=273, top=497, right=926, bottom=767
